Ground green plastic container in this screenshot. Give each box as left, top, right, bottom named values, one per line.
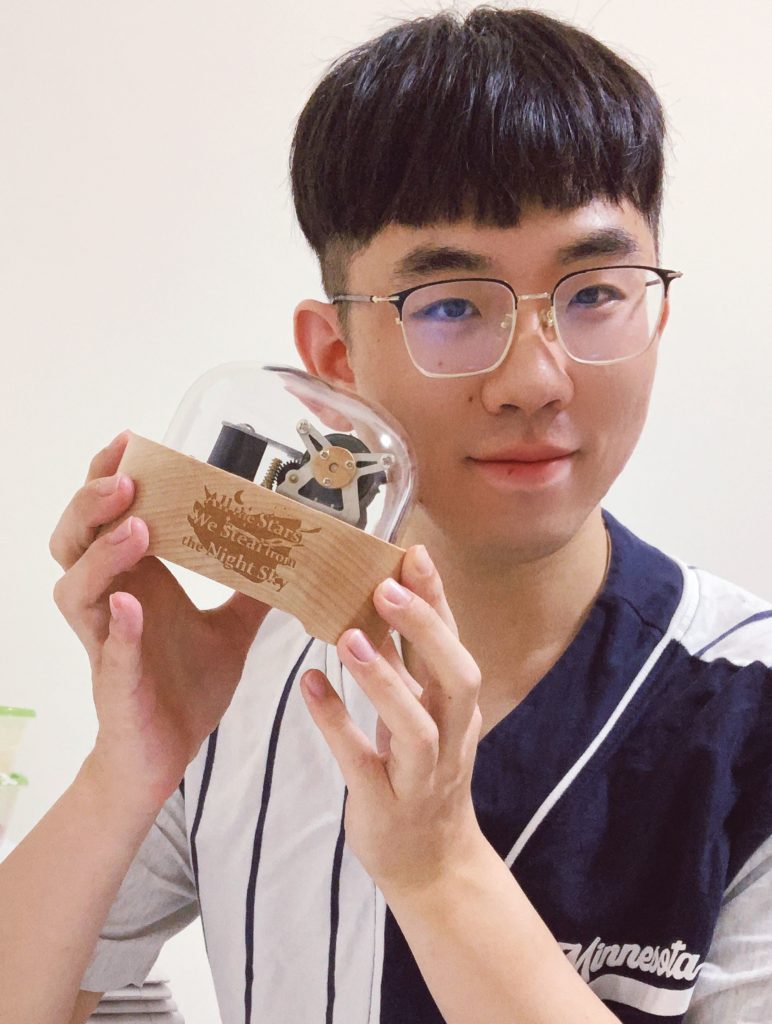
left=0, top=706, right=35, bottom=774
left=0, top=771, right=28, bottom=845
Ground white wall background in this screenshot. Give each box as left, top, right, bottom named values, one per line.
left=1, top=1, right=770, bottom=1020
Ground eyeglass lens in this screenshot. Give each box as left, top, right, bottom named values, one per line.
left=400, top=268, right=666, bottom=374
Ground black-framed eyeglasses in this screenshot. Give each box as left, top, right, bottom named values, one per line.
left=333, top=265, right=683, bottom=378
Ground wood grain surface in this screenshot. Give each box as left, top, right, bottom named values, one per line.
left=114, top=433, right=405, bottom=645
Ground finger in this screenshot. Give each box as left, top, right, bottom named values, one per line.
left=337, top=630, right=439, bottom=790
left=106, top=591, right=144, bottom=654
left=50, top=470, right=136, bottom=570
left=394, top=545, right=457, bottom=688
left=53, top=517, right=150, bottom=650
left=98, top=593, right=145, bottom=708
left=377, top=633, right=423, bottom=698
left=400, top=545, right=459, bottom=638
left=299, top=669, right=390, bottom=799
left=84, top=431, right=131, bottom=485
left=373, top=578, right=481, bottom=758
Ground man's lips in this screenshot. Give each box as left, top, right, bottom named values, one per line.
left=469, top=446, right=577, bottom=463
left=467, top=447, right=577, bottom=489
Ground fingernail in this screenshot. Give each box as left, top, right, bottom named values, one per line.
left=302, top=671, right=327, bottom=700
left=346, top=629, right=377, bottom=662
left=107, top=517, right=134, bottom=544
left=96, top=474, right=120, bottom=496
left=413, top=545, right=434, bottom=576
left=108, top=593, right=120, bottom=619
left=380, top=578, right=412, bottom=607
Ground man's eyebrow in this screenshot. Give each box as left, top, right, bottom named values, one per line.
left=555, top=228, right=641, bottom=265
left=392, top=245, right=493, bottom=281
left=390, top=229, right=641, bottom=283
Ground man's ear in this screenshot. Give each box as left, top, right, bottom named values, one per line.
left=294, top=300, right=355, bottom=388
left=657, top=297, right=671, bottom=337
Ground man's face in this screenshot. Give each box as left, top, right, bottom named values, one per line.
left=331, top=199, right=666, bottom=563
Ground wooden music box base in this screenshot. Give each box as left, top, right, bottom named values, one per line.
left=115, top=433, right=406, bottom=646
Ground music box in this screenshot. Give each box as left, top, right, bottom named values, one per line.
left=113, top=364, right=416, bottom=645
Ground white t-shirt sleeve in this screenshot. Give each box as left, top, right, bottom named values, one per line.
left=80, top=785, right=199, bottom=993
left=684, top=833, right=772, bottom=1023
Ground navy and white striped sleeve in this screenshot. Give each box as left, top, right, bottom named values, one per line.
left=80, top=784, right=199, bottom=993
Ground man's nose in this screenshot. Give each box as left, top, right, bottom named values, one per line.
left=479, top=299, right=574, bottom=415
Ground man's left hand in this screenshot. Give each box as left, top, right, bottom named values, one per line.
left=299, top=545, right=488, bottom=898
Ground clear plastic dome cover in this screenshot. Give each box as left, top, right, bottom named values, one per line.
left=163, top=363, right=415, bottom=543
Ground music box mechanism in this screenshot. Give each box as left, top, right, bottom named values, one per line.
left=207, top=418, right=393, bottom=530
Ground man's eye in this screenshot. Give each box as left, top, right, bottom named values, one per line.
left=415, top=298, right=478, bottom=320
left=569, top=286, right=622, bottom=308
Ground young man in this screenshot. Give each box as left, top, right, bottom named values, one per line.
left=1, top=8, right=770, bottom=1024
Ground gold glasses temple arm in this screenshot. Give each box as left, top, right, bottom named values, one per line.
left=332, top=294, right=398, bottom=303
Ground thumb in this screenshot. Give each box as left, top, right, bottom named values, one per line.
left=102, top=591, right=144, bottom=685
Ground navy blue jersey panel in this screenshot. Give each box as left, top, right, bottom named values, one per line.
left=471, top=595, right=665, bottom=859
left=600, top=512, right=684, bottom=634
left=508, top=646, right=744, bottom=1001
left=472, top=510, right=684, bottom=862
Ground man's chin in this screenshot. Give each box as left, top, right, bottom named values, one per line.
left=404, top=498, right=596, bottom=568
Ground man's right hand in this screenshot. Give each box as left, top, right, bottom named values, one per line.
left=49, top=431, right=272, bottom=815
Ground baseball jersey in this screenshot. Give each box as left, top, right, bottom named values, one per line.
left=82, top=509, right=772, bottom=1023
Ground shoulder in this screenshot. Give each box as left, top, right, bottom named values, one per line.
left=602, top=513, right=771, bottom=672
left=678, top=564, right=772, bottom=669
left=658, top=563, right=772, bottom=747
left=648, top=559, right=772, bottom=747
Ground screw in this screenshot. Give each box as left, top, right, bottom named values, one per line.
left=297, top=420, right=310, bottom=434
left=345, top=460, right=355, bottom=469
left=381, top=454, right=395, bottom=467
left=322, top=477, right=333, bottom=487
left=319, top=450, right=329, bottom=460
left=288, top=472, right=299, bottom=483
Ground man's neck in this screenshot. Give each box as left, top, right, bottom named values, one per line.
left=399, top=506, right=611, bottom=734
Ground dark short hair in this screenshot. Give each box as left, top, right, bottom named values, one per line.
left=290, top=6, right=667, bottom=296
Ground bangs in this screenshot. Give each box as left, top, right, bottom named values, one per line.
left=290, top=7, right=666, bottom=283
